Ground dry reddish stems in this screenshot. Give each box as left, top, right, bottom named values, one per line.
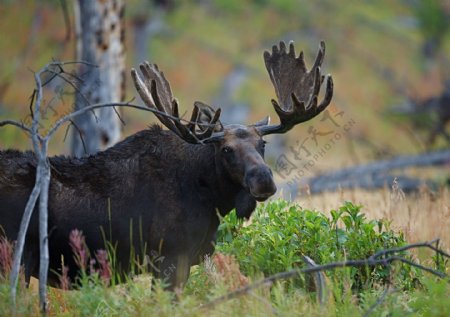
left=0, top=236, right=14, bottom=279
left=212, top=253, right=248, bottom=290
left=59, top=265, right=71, bottom=290
left=95, top=250, right=111, bottom=284
left=69, top=229, right=111, bottom=285
left=69, top=229, right=89, bottom=272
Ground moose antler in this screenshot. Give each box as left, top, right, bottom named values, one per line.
left=257, top=41, right=334, bottom=135
left=131, top=62, right=223, bottom=143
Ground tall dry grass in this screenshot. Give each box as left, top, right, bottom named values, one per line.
left=296, top=185, right=450, bottom=251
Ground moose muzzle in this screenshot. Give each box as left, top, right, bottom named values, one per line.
left=245, top=165, right=277, bottom=201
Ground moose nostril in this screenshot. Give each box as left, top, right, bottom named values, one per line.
left=246, top=166, right=277, bottom=198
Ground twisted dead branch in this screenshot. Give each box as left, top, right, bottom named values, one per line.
left=201, top=239, right=449, bottom=311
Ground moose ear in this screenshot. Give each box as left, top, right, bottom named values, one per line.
left=251, top=116, right=270, bottom=127
left=234, top=189, right=257, bottom=219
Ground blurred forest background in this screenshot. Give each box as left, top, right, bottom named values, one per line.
left=0, top=0, right=449, bottom=187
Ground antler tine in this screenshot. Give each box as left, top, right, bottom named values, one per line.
left=171, top=102, right=222, bottom=142
left=199, top=107, right=222, bottom=138
left=149, top=79, right=179, bottom=132
left=140, top=62, right=173, bottom=108
left=257, top=40, right=334, bottom=135
left=312, top=41, right=325, bottom=70
left=131, top=67, right=154, bottom=107
left=319, top=75, right=334, bottom=110
left=131, top=64, right=176, bottom=132
left=171, top=99, right=198, bottom=138
left=131, top=62, right=224, bottom=144
left=194, top=101, right=224, bottom=132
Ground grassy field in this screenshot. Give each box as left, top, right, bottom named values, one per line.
left=299, top=187, right=450, bottom=248
left=1, top=192, right=449, bottom=316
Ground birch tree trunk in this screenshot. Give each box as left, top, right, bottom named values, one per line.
left=71, top=0, right=126, bottom=156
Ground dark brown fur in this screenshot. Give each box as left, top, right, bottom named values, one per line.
left=0, top=124, right=275, bottom=288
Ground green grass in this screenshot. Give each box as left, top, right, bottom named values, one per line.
left=0, top=200, right=448, bottom=316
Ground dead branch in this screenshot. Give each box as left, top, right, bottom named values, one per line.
left=0, top=120, right=34, bottom=136
left=201, top=240, right=449, bottom=310
left=9, top=177, right=42, bottom=304
left=301, top=150, right=450, bottom=194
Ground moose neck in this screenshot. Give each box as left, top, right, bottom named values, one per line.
left=112, top=127, right=256, bottom=219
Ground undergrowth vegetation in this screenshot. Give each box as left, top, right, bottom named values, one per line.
left=0, top=199, right=449, bottom=316
left=215, top=200, right=420, bottom=291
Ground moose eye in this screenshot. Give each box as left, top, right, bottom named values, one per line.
left=222, top=146, right=233, bottom=154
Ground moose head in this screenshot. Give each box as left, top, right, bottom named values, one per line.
left=131, top=41, right=333, bottom=217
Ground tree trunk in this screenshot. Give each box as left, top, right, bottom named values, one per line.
left=71, top=0, right=126, bottom=157
left=304, top=149, right=450, bottom=194
left=278, top=150, right=450, bottom=198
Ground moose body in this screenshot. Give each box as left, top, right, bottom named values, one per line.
left=0, top=41, right=333, bottom=288
left=1, top=125, right=270, bottom=286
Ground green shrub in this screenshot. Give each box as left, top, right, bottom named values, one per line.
left=216, top=199, right=420, bottom=291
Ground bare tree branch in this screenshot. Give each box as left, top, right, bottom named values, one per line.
left=112, top=106, right=126, bottom=126
left=201, top=240, right=449, bottom=310
left=45, top=68, right=91, bottom=107
left=44, top=101, right=220, bottom=143
left=9, top=177, right=42, bottom=307
left=0, top=120, right=33, bottom=136
left=3, top=61, right=98, bottom=312
left=63, top=120, right=88, bottom=155
left=369, top=239, right=450, bottom=260
left=31, top=63, right=50, bottom=312
left=38, top=157, right=50, bottom=312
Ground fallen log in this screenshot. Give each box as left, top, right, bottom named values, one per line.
left=278, top=149, right=450, bottom=197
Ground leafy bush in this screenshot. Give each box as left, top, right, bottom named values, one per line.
left=216, top=199, right=420, bottom=291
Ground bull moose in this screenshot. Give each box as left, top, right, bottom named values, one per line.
left=0, top=41, right=333, bottom=288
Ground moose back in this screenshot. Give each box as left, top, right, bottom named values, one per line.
left=0, top=41, right=333, bottom=288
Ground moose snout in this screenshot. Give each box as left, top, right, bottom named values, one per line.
left=245, top=166, right=277, bottom=201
